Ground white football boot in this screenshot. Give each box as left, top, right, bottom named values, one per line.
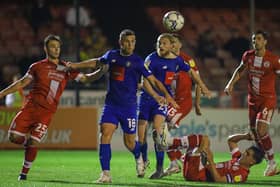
left=96, top=171, right=112, bottom=183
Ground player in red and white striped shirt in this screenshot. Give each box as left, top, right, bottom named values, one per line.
left=225, top=30, right=280, bottom=176
left=0, top=34, right=104, bottom=181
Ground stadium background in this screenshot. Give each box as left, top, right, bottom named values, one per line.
left=0, top=0, right=280, bottom=151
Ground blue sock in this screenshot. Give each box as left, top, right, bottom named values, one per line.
left=154, top=143, right=164, bottom=170
left=140, top=142, right=148, bottom=162
left=131, top=141, right=140, bottom=159
left=99, top=144, right=111, bottom=171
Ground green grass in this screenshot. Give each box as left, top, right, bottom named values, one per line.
left=0, top=150, right=279, bottom=187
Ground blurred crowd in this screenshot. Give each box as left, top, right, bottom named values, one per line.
left=0, top=0, right=111, bottom=95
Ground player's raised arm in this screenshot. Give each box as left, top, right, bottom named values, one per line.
left=227, top=132, right=254, bottom=152
left=0, top=74, right=32, bottom=99
left=224, top=61, right=247, bottom=96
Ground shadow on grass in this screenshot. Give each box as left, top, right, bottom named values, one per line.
left=34, top=179, right=93, bottom=185
left=246, top=180, right=280, bottom=186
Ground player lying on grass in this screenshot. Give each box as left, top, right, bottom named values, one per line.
left=161, top=132, right=266, bottom=183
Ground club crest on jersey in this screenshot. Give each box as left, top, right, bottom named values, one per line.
left=263, top=61, right=270, bottom=68
left=162, top=65, right=168, bottom=69
left=112, top=59, right=116, bottom=63
left=126, top=61, right=131, bottom=67
left=234, top=175, right=242, bottom=182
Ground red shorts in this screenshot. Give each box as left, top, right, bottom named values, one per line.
left=183, top=152, right=207, bottom=181
left=8, top=102, right=54, bottom=142
left=248, top=98, right=275, bottom=128
left=167, top=98, right=192, bottom=128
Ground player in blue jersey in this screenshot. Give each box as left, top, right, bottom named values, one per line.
left=137, top=33, right=212, bottom=179
left=68, top=29, right=177, bottom=183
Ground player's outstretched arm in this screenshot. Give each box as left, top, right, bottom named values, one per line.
left=189, top=69, right=212, bottom=99
left=224, top=62, right=247, bottom=96
left=205, top=149, right=227, bottom=183
left=68, top=58, right=101, bottom=69
left=0, top=74, right=32, bottom=99
left=79, top=64, right=109, bottom=83
left=227, top=133, right=253, bottom=152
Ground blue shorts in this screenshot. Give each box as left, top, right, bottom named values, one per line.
left=138, top=98, right=167, bottom=122
left=100, top=104, right=137, bottom=134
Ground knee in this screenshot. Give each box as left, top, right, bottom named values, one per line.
left=100, top=127, right=114, bottom=143
left=124, top=137, right=135, bottom=151
left=256, top=124, right=268, bottom=137
left=8, top=133, right=25, bottom=145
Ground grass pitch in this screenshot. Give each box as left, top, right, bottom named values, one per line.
left=0, top=150, right=279, bottom=187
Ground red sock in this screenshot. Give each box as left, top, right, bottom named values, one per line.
left=21, top=146, right=38, bottom=175
left=175, top=150, right=182, bottom=160
left=260, top=134, right=274, bottom=160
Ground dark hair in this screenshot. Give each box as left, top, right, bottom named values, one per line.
left=119, top=29, right=135, bottom=40
left=249, top=145, right=265, bottom=164
left=44, top=34, right=62, bottom=47
left=253, top=30, right=269, bottom=40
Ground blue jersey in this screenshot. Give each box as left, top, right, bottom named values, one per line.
left=100, top=49, right=152, bottom=106
left=141, top=52, right=190, bottom=99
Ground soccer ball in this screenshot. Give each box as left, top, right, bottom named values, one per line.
left=162, top=11, right=185, bottom=32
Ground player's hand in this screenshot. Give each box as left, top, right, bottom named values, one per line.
left=201, top=87, right=212, bottom=99
left=66, top=62, right=78, bottom=70
left=195, top=103, right=202, bottom=116
left=224, top=84, right=233, bottom=96
left=166, top=95, right=179, bottom=109
left=246, top=131, right=255, bottom=141
left=154, top=95, right=166, bottom=106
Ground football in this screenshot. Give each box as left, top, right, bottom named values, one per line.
left=162, top=11, right=185, bottom=32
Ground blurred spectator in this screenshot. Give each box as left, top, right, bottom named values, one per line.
left=5, top=74, right=25, bottom=108
left=30, top=0, right=52, bottom=32
left=197, top=29, right=218, bottom=59
left=66, top=6, right=91, bottom=27
left=224, top=29, right=250, bottom=60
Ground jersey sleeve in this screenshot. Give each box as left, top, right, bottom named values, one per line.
left=144, top=55, right=154, bottom=72
left=68, top=70, right=83, bottom=82
left=231, top=147, right=242, bottom=159
left=99, top=50, right=111, bottom=65
left=140, top=58, right=152, bottom=78
left=227, top=169, right=248, bottom=183
left=188, top=58, right=199, bottom=72
left=273, top=55, right=280, bottom=74
left=178, top=56, right=191, bottom=72
left=26, top=63, right=37, bottom=80
left=241, top=51, right=249, bottom=65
